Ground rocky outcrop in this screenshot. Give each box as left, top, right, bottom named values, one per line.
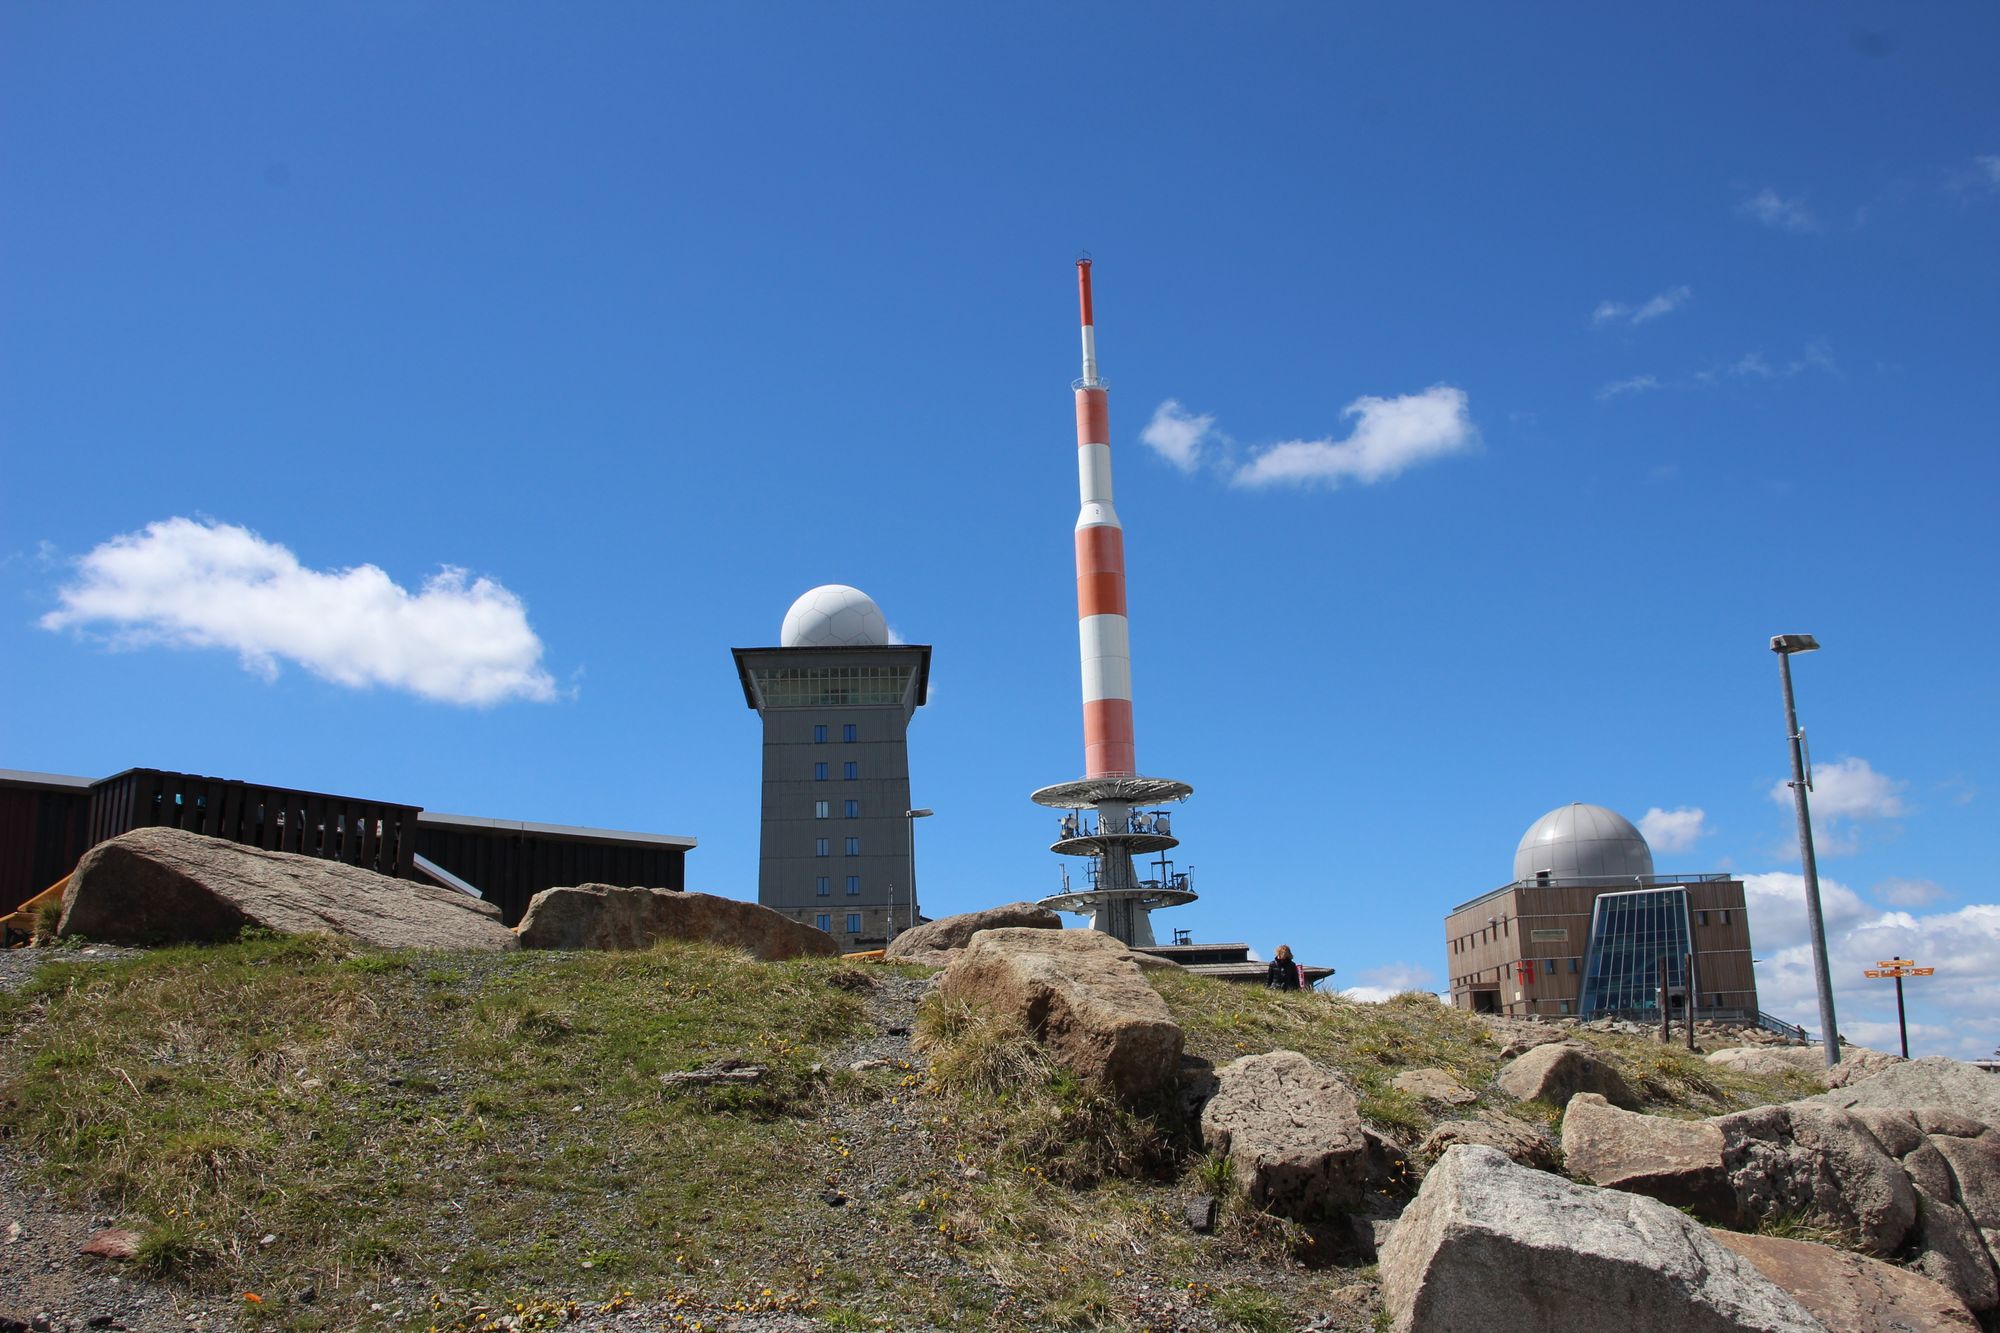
left=1495, top=1041, right=1638, bottom=1109
left=1377, top=1144, right=1822, bottom=1333
left=1717, top=1102, right=1917, bottom=1256
left=1816, top=1047, right=1905, bottom=1088
left=1705, top=1046, right=1830, bottom=1081
left=1563, top=1093, right=1735, bottom=1219
left=1711, top=1230, right=1978, bottom=1332
left=937, top=927, right=1183, bottom=1102
left=1200, top=1051, right=1376, bottom=1221
left=1391, top=1068, right=1476, bottom=1105
left=515, top=885, right=836, bottom=960
left=60, top=827, right=517, bottom=951
left=884, top=902, right=1061, bottom=962
left=1417, top=1110, right=1560, bottom=1172
left=1814, top=1056, right=2000, bottom=1128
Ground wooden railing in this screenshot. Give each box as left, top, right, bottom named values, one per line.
left=87, top=769, right=417, bottom=879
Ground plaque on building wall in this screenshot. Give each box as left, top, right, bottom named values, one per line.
left=1530, top=928, right=1568, bottom=942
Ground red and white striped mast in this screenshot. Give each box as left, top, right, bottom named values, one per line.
left=1034, top=258, right=1196, bottom=947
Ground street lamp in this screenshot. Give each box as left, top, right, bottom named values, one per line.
left=1772, top=633, right=1841, bottom=1067
left=902, top=809, right=933, bottom=937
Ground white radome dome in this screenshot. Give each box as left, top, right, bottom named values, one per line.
left=780, top=585, right=889, bottom=648
left=1513, top=803, right=1656, bottom=883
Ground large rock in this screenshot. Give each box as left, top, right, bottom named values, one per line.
left=1563, top=1093, right=1736, bottom=1219
left=1716, top=1102, right=1917, bottom=1256
left=516, top=884, right=836, bottom=960
left=1200, top=1051, right=1374, bottom=1220
left=1706, top=1046, right=1829, bottom=1082
left=884, top=902, right=1061, bottom=960
left=1417, top=1110, right=1560, bottom=1172
left=1908, top=1183, right=2000, bottom=1316
left=1392, top=1067, right=1476, bottom=1105
left=1817, top=1046, right=1908, bottom=1089
left=1496, top=1041, right=1638, bottom=1109
left=1377, top=1144, right=1822, bottom=1333
left=60, top=827, right=517, bottom=951
left=1710, top=1230, right=1978, bottom=1332
left=937, top=927, right=1182, bottom=1102
left=1815, top=1057, right=2000, bottom=1127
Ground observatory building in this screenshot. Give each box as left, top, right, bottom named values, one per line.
left=733, top=585, right=930, bottom=949
left=1443, top=803, right=1763, bottom=1023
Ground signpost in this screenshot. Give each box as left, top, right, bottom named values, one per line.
left=1861, top=958, right=1934, bottom=1059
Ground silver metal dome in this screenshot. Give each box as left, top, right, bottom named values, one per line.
left=1512, top=803, right=1655, bottom=883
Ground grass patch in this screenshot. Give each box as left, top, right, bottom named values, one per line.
left=0, top=936, right=872, bottom=1328
left=1212, top=1285, right=1294, bottom=1333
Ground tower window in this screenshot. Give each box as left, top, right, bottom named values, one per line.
left=815, top=838, right=828, bottom=857
left=846, top=875, right=860, bottom=895
left=844, top=761, right=858, bottom=780
left=815, top=913, right=831, bottom=932
left=815, top=876, right=829, bottom=897
left=846, top=912, right=861, bottom=934
left=815, top=762, right=828, bottom=781
left=815, top=800, right=829, bottom=819
left=843, top=723, right=857, bottom=743
left=813, top=725, right=828, bottom=743
left=845, top=836, right=860, bottom=855
left=844, top=800, right=859, bottom=818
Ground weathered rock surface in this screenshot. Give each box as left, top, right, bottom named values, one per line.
left=1710, top=1230, right=1978, bottom=1332
left=1377, top=1144, right=1822, bottom=1333
left=883, top=903, right=1061, bottom=960
left=1417, top=1109, right=1560, bottom=1172
left=1200, top=1051, right=1374, bottom=1220
left=1908, top=1183, right=2000, bottom=1316
left=1720, top=1096, right=1920, bottom=1248
left=1496, top=1040, right=1638, bottom=1108
left=1563, top=1093, right=1736, bottom=1219
left=516, top=884, right=836, bottom=960
left=1391, top=1067, right=1476, bottom=1105
left=1705, top=1046, right=1829, bottom=1081
left=1815, top=1045, right=1906, bottom=1088
left=1815, top=1056, right=2000, bottom=1127
left=60, top=827, right=517, bottom=951
left=1717, top=1102, right=1917, bottom=1256
left=937, top=927, right=1182, bottom=1101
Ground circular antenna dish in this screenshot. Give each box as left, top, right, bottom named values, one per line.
left=1513, top=803, right=1655, bottom=883
left=780, top=585, right=889, bottom=648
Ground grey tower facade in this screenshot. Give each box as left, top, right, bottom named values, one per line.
left=731, top=641, right=931, bottom=948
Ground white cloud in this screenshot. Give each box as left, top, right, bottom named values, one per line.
left=1139, top=400, right=1218, bottom=473
left=1753, top=901, right=2000, bottom=1060
left=1741, top=871, right=1869, bottom=953
left=1875, top=877, right=1949, bottom=909
left=1740, top=188, right=1820, bottom=233
left=1973, top=155, right=2000, bottom=187
left=1770, top=755, right=1909, bottom=822
left=1639, top=806, right=1707, bottom=854
left=1232, top=385, right=1477, bottom=489
left=41, top=517, right=558, bottom=707
left=1708, top=340, right=1837, bottom=384
left=1592, top=286, right=1691, bottom=327
left=1595, top=374, right=1662, bottom=401
left=1340, top=962, right=1444, bottom=1004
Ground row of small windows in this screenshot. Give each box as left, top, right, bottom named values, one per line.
left=812, top=800, right=863, bottom=819
left=814, top=875, right=864, bottom=897
left=813, top=837, right=863, bottom=856
left=812, top=724, right=861, bottom=744
left=813, top=761, right=862, bottom=781
left=814, top=912, right=864, bottom=934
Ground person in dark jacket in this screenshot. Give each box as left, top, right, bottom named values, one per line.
left=1266, top=944, right=1303, bottom=992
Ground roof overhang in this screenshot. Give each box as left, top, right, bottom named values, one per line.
left=417, top=810, right=697, bottom=850
left=729, top=643, right=933, bottom=710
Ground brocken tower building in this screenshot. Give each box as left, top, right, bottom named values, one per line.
left=733, top=585, right=931, bottom=949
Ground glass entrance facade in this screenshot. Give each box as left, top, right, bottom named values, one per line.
left=1577, top=887, right=1691, bottom=1017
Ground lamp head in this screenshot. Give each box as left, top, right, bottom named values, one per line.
left=1770, top=633, right=1821, bottom=655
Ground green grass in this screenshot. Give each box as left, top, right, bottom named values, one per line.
left=0, top=935, right=869, bottom=1329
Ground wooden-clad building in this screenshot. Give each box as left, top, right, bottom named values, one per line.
left=0, top=766, right=696, bottom=935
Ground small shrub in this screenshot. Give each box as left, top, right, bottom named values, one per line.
left=1212, top=1286, right=1293, bottom=1333
left=33, top=897, right=62, bottom=942
left=134, top=1219, right=217, bottom=1279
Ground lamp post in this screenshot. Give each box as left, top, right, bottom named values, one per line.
left=1772, top=633, right=1841, bottom=1067
left=902, top=809, right=933, bottom=937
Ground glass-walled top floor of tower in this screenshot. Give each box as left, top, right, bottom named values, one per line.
left=751, top=663, right=915, bottom=709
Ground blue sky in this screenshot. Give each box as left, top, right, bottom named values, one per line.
left=4, top=4, right=1996, bottom=1056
